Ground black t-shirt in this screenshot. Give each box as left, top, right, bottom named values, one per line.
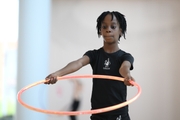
left=84, top=47, right=134, bottom=116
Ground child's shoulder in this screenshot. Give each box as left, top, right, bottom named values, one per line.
left=117, top=49, right=133, bottom=58
left=119, top=49, right=132, bottom=55
left=86, top=47, right=103, bottom=52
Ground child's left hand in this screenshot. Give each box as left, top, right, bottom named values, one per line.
left=123, top=74, right=135, bottom=86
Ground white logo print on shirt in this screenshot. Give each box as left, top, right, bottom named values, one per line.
left=103, top=58, right=111, bottom=70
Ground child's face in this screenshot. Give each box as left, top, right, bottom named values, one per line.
left=100, top=14, right=122, bottom=43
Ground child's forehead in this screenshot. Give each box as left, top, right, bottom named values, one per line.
left=102, top=14, right=118, bottom=24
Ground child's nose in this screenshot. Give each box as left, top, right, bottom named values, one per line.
left=106, top=27, right=112, bottom=33
left=106, top=30, right=111, bottom=33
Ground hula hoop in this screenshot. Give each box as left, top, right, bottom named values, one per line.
left=17, top=75, right=141, bottom=115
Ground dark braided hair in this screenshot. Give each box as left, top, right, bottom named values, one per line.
left=96, top=11, right=127, bottom=40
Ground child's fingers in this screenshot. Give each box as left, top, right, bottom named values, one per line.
left=124, top=79, right=134, bottom=86
left=44, top=76, right=57, bottom=84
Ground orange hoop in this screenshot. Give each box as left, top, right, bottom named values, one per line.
left=17, top=75, right=141, bottom=115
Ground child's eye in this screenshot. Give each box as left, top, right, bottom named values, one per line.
left=111, top=25, right=116, bottom=29
left=102, top=25, right=107, bottom=29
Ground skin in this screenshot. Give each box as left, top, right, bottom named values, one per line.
left=45, top=14, right=134, bottom=86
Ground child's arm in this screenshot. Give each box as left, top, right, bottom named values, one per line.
left=44, top=55, right=90, bottom=84
left=119, top=61, right=135, bottom=86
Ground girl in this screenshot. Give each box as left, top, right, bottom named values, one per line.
left=45, top=11, right=135, bottom=120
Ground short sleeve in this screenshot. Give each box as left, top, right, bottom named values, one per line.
left=84, top=50, right=96, bottom=66
left=122, top=53, right=134, bottom=70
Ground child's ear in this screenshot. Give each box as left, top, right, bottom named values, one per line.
left=98, top=30, right=101, bottom=38
left=99, top=30, right=101, bottom=35
left=119, top=29, right=122, bottom=37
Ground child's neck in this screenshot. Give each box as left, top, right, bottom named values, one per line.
left=103, top=44, right=120, bottom=53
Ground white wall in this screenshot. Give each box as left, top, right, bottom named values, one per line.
left=48, top=0, right=180, bottom=120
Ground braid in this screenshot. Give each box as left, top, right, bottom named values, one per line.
left=96, top=11, right=127, bottom=40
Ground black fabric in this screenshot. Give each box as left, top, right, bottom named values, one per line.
left=70, top=99, right=80, bottom=111
left=90, top=113, right=130, bottom=120
left=84, top=47, right=134, bottom=117
left=69, top=99, right=80, bottom=120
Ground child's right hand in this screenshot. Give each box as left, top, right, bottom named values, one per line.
left=44, top=73, right=58, bottom=84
